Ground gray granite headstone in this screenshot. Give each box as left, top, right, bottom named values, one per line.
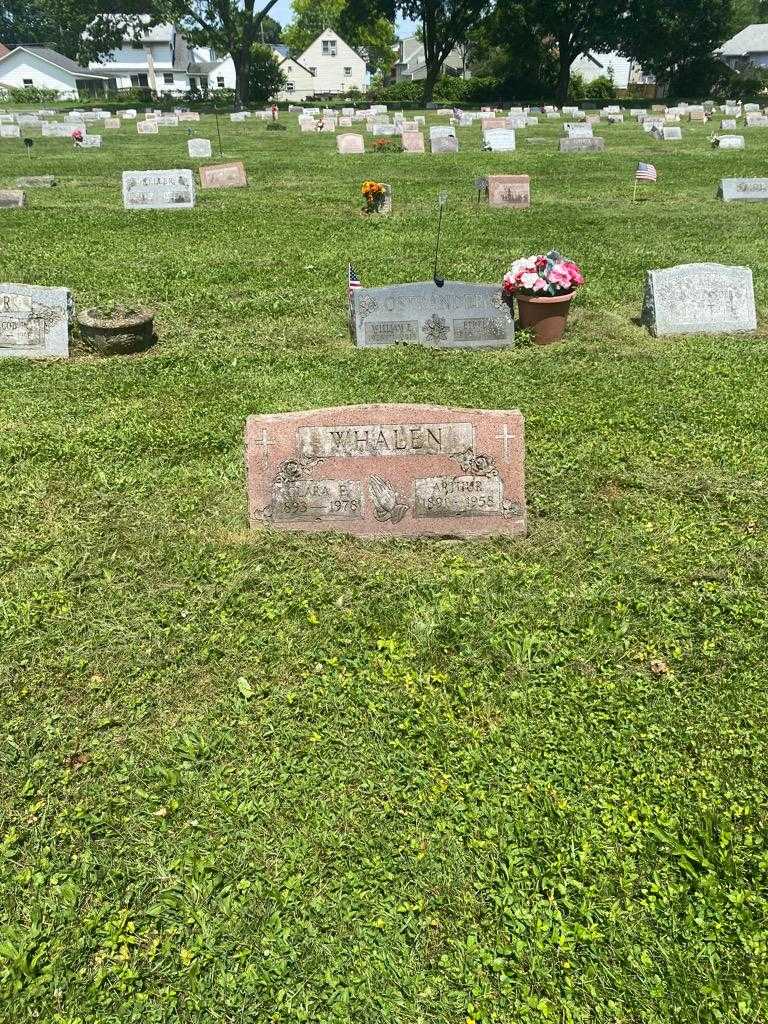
left=642, top=263, right=756, bottom=336
left=483, top=128, right=516, bottom=151
left=718, top=177, right=768, bottom=201
left=0, top=283, right=70, bottom=358
left=662, top=126, right=682, bottom=140
left=721, top=118, right=738, bottom=129
left=559, top=137, right=605, bottom=153
left=78, top=135, right=102, bottom=148
left=715, top=135, right=745, bottom=150
left=431, top=135, right=459, bottom=154
left=188, top=138, right=212, bottom=158
left=122, top=169, right=196, bottom=209
left=0, top=190, right=25, bottom=208
left=0, top=125, right=21, bottom=138
left=353, top=281, right=514, bottom=349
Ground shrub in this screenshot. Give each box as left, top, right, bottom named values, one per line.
left=4, top=85, right=60, bottom=103
left=585, top=75, right=617, bottom=100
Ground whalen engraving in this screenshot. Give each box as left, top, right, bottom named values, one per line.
left=297, top=422, right=474, bottom=459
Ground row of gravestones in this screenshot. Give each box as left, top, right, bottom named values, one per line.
left=1, top=260, right=757, bottom=360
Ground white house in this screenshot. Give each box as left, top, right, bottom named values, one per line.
left=0, top=46, right=109, bottom=98
left=276, top=29, right=366, bottom=101
left=715, top=25, right=768, bottom=71
left=391, top=35, right=469, bottom=82
left=570, top=51, right=654, bottom=90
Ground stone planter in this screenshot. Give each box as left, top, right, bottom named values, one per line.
left=78, top=306, right=154, bottom=355
left=516, top=292, right=574, bottom=345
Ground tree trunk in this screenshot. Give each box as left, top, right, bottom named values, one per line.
left=233, top=45, right=251, bottom=110
left=422, top=63, right=440, bottom=104
left=556, top=36, right=573, bottom=105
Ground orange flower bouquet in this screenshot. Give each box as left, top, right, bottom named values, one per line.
left=362, top=180, right=387, bottom=213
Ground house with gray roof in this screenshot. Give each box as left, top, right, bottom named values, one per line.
left=715, top=24, right=768, bottom=71
left=0, top=45, right=109, bottom=98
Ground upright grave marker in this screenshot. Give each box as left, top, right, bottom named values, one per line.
left=401, top=131, right=425, bottom=153
left=0, top=284, right=70, bottom=358
left=352, top=280, right=514, bottom=349
left=483, top=129, right=516, bottom=151
left=188, top=138, right=213, bottom=158
left=122, top=169, right=196, bottom=209
left=337, top=133, right=365, bottom=153
left=245, top=404, right=527, bottom=539
left=718, top=177, right=768, bottom=201
left=559, top=137, right=605, bottom=153
left=642, top=263, right=756, bottom=336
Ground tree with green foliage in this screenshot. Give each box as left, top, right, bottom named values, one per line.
left=247, top=41, right=286, bottom=100
left=617, top=0, right=732, bottom=96
left=0, top=0, right=150, bottom=63
left=283, top=0, right=396, bottom=76
left=396, top=0, right=493, bottom=103
left=485, top=0, right=624, bottom=105
left=161, top=0, right=282, bottom=109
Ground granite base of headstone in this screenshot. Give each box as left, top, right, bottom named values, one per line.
left=245, top=404, right=527, bottom=539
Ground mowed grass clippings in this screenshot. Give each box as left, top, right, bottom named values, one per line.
left=1, top=112, right=768, bottom=1023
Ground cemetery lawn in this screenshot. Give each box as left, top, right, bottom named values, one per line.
left=3, top=112, right=768, bottom=1024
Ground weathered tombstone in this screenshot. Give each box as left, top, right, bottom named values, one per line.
left=122, top=169, right=196, bottom=209
left=565, top=123, right=593, bottom=138
left=103, top=118, right=121, bottom=130
left=199, top=161, right=248, bottom=189
left=507, top=115, right=527, bottom=129
left=744, top=103, right=760, bottom=112
left=78, top=135, right=102, bottom=148
left=642, top=263, right=756, bottom=336
left=481, top=117, right=506, bottom=131
left=559, top=137, right=605, bottom=153
left=715, top=135, right=745, bottom=149
left=338, top=116, right=353, bottom=127
left=230, top=112, right=248, bottom=123
left=746, top=114, right=768, bottom=126
left=0, top=283, right=70, bottom=358
left=431, top=135, right=459, bottom=154
left=0, top=125, right=21, bottom=139
left=137, top=120, right=159, bottom=134
left=607, top=113, right=624, bottom=123
left=353, top=280, right=513, bottom=349
left=178, top=111, right=200, bottom=122
left=487, top=174, right=530, bottom=209
left=298, top=117, right=316, bottom=133
left=188, top=137, right=212, bottom=158
left=245, top=404, right=527, bottom=539
left=16, top=176, right=56, bottom=188
left=483, top=128, right=516, bottom=151
left=156, top=115, right=179, bottom=128
left=689, top=110, right=706, bottom=122
left=41, top=123, right=78, bottom=137
left=718, top=177, right=768, bottom=201
left=401, top=130, right=425, bottom=153
left=721, top=118, right=737, bottom=129
left=662, top=126, right=682, bottom=140
left=121, top=109, right=137, bottom=119
left=525, top=115, right=539, bottom=125
left=337, top=133, right=365, bottom=154
left=0, top=190, right=25, bottom=208
left=429, top=125, right=455, bottom=140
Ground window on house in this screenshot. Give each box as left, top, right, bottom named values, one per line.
left=163, top=72, right=174, bottom=84
left=344, top=66, right=352, bottom=76
left=322, top=40, right=337, bottom=57
left=286, top=82, right=295, bottom=92
left=189, top=76, right=198, bottom=90
left=23, top=78, right=33, bottom=87
left=216, top=75, right=225, bottom=88
left=130, top=73, right=149, bottom=87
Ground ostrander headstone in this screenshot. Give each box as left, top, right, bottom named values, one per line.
left=559, top=137, right=605, bottom=153
left=487, top=174, right=530, bottom=209
left=122, top=169, right=195, bottom=209
left=0, top=190, right=25, bottom=209
left=199, top=161, right=247, bottom=189
left=718, top=177, right=768, bottom=201
left=353, top=281, right=513, bottom=349
left=188, top=137, right=212, bottom=158
left=337, top=133, right=365, bottom=154
left=642, top=263, right=756, bottom=336
left=0, top=284, right=70, bottom=358
left=246, top=404, right=527, bottom=539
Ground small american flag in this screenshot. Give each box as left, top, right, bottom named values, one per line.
left=348, top=264, right=362, bottom=303
left=635, top=162, right=657, bottom=182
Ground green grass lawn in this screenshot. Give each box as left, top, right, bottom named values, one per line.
left=1, top=109, right=768, bottom=1023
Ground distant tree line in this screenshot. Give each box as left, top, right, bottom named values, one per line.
left=2, top=0, right=768, bottom=108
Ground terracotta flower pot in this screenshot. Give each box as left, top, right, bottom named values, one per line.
left=78, top=306, right=154, bottom=355
left=516, top=292, right=574, bottom=345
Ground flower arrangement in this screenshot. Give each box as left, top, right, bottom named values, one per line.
left=71, top=129, right=83, bottom=146
left=372, top=137, right=404, bottom=153
left=362, top=180, right=387, bottom=213
left=503, top=251, right=584, bottom=297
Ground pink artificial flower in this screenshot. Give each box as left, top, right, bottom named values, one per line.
left=502, top=271, right=517, bottom=293
left=561, top=260, right=584, bottom=286
left=520, top=271, right=540, bottom=291
left=549, top=263, right=573, bottom=290
left=531, top=276, right=548, bottom=292
left=535, top=256, right=548, bottom=271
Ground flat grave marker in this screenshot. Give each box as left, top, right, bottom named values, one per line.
left=0, top=190, right=25, bottom=208
left=245, top=404, right=527, bottom=540
left=199, top=161, right=248, bottom=189
left=487, top=174, right=530, bottom=209
left=0, top=283, right=70, bottom=358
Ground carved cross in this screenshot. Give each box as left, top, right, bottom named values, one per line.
left=257, top=429, right=275, bottom=466
left=496, top=425, right=515, bottom=462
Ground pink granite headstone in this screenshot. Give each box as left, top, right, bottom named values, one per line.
left=245, top=404, right=526, bottom=539
left=401, top=130, right=425, bottom=153
left=488, top=174, right=531, bottom=209
left=337, top=133, right=365, bottom=154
